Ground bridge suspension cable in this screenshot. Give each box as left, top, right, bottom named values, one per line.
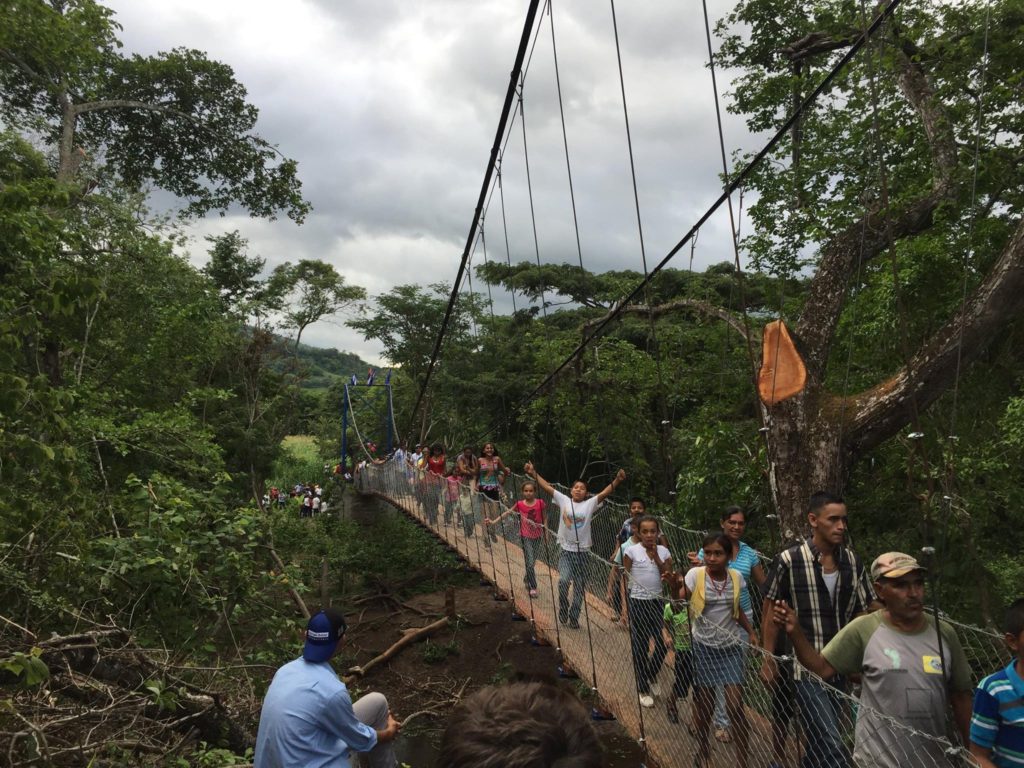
left=405, top=0, right=543, bottom=442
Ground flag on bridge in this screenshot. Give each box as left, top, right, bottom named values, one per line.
left=384, top=369, right=392, bottom=386
left=350, top=374, right=358, bottom=386
left=366, top=368, right=376, bottom=386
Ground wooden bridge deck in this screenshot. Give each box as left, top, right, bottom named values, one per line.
left=363, top=474, right=787, bottom=768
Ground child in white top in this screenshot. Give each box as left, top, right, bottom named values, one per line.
left=524, top=462, right=625, bottom=628
left=623, top=516, right=672, bottom=707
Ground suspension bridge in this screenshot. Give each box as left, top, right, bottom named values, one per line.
left=334, top=0, right=1013, bottom=765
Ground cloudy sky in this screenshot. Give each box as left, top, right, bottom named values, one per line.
left=105, top=0, right=761, bottom=364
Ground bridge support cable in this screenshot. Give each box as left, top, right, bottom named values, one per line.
left=496, top=164, right=518, bottom=313
left=341, top=382, right=395, bottom=467
left=357, top=462, right=1006, bottom=768
left=474, top=0, right=905, bottom=444
left=698, top=0, right=788, bottom=527
left=607, top=0, right=673, bottom=507
left=405, top=0, right=543, bottom=443
left=928, top=0, right=993, bottom=715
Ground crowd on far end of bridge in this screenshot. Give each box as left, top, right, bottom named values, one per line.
left=263, top=482, right=330, bottom=518
left=252, top=439, right=1024, bottom=768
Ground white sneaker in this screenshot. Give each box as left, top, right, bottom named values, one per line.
left=649, top=681, right=661, bottom=697
left=639, top=694, right=655, bottom=708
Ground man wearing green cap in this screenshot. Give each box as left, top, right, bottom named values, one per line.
left=773, top=551, right=973, bottom=768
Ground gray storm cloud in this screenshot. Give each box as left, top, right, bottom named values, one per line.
left=104, top=0, right=761, bottom=362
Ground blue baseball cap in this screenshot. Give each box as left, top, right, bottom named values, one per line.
left=303, top=608, right=347, bottom=662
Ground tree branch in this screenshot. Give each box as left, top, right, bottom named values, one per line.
left=796, top=38, right=960, bottom=373
left=580, top=299, right=754, bottom=342
left=777, top=31, right=857, bottom=63
left=844, top=215, right=1024, bottom=454
left=69, top=99, right=195, bottom=120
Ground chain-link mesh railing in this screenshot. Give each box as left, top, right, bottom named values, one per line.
left=356, top=460, right=1006, bottom=768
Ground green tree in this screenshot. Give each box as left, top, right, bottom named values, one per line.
left=708, top=0, right=1024, bottom=535
left=203, top=230, right=268, bottom=319
left=272, top=260, right=366, bottom=350
left=0, top=0, right=310, bottom=220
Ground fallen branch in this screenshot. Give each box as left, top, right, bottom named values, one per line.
left=345, top=615, right=451, bottom=680
left=345, top=587, right=455, bottom=680
left=400, top=708, right=446, bottom=728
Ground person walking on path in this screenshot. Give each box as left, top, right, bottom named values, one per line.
left=970, top=596, right=1024, bottom=768
left=455, top=445, right=479, bottom=538
left=663, top=570, right=693, bottom=725
left=475, top=442, right=507, bottom=546
left=254, top=608, right=400, bottom=768
left=760, top=491, right=878, bottom=768
left=524, top=462, right=625, bottom=628
left=607, top=516, right=642, bottom=626
left=421, top=442, right=446, bottom=526
left=773, top=552, right=972, bottom=768
left=623, top=515, right=672, bottom=708
left=486, top=480, right=546, bottom=596
left=687, top=505, right=766, bottom=744
left=683, top=532, right=758, bottom=768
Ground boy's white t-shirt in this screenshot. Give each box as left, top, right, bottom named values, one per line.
left=552, top=489, right=600, bottom=552
left=623, top=543, right=671, bottom=599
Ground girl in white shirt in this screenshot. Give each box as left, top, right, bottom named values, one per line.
left=623, top=516, right=672, bottom=708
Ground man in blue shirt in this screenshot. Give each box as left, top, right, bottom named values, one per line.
left=255, top=608, right=400, bottom=768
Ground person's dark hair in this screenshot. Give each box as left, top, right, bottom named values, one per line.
left=635, top=514, right=660, bottom=533
left=430, top=442, right=444, bottom=455
left=720, top=505, right=745, bottom=524
left=629, top=496, right=646, bottom=509
left=702, top=531, right=733, bottom=557
left=572, top=479, right=588, bottom=490
left=521, top=480, right=536, bottom=492
left=1005, top=597, right=1024, bottom=637
left=480, top=442, right=498, bottom=454
left=809, top=491, right=844, bottom=515
left=438, top=681, right=606, bottom=768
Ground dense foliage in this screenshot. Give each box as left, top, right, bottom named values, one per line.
left=0, top=4, right=375, bottom=763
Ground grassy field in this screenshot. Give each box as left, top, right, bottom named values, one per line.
left=271, top=435, right=325, bottom=490
left=281, top=435, right=319, bottom=462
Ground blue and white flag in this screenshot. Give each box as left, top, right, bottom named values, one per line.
left=384, top=369, right=392, bottom=386
left=350, top=374, right=358, bottom=386
left=366, top=368, right=376, bottom=386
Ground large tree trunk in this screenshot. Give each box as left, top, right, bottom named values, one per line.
left=766, top=380, right=845, bottom=539
left=767, top=214, right=1024, bottom=536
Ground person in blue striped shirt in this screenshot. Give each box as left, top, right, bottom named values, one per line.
left=971, top=597, right=1024, bottom=768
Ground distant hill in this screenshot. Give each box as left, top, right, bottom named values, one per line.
left=269, top=335, right=378, bottom=390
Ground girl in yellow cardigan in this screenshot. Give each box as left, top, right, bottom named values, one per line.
left=682, top=532, right=758, bottom=768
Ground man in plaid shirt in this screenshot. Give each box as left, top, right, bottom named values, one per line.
left=760, top=491, right=878, bottom=768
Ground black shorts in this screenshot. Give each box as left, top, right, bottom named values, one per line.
left=480, top=486, right=500, bottom=501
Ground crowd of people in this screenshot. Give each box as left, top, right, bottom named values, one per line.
left=265, top=482, right=329, bottom=517
left=254, top=445, right=1024, bottom=768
